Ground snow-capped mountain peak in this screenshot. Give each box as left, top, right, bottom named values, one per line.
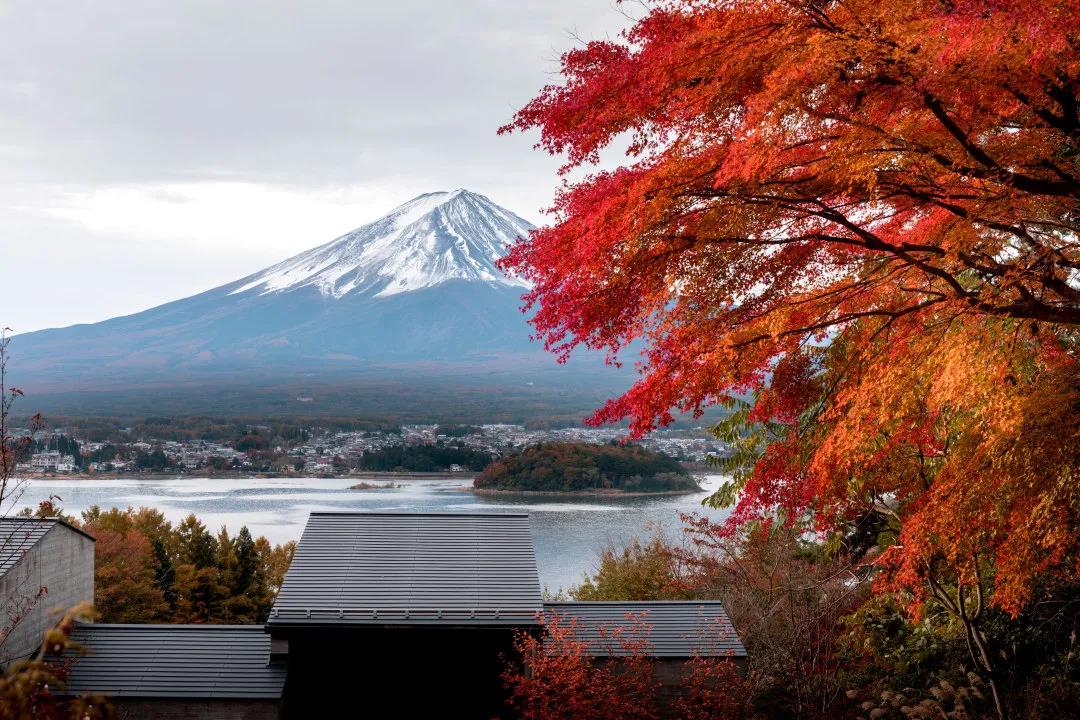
left=229, top=189, right=534, bottom=299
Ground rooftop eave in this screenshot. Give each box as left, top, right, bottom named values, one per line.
left=267, top=609, right=542, bottom=629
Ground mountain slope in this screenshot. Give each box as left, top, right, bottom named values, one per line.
left=228, top=189, right=532, bottom=299
left=9, top=191, right=624, bottom=411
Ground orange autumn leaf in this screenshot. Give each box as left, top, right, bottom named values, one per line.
left=502, top=0, right=1080, bottom=614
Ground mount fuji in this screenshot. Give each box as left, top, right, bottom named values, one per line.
left=10, top=190, right=626, bottom=418
left=229, top=189, right=532, bottom=300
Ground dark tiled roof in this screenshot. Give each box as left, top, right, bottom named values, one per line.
left=543, top=601, right=747, bottom=658
left=0, top=518, right=93, bottom=576
left=269, top=512, right=542, bottom=627
left=64, top=624, right=285, bottom=700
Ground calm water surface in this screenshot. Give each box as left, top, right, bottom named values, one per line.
left=12, top=475, right=729, bottom=593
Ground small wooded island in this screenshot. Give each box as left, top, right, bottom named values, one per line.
left=473, top=441, right=700, bottom=495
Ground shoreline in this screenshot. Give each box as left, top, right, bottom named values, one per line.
left=467, top=485, right=702, bottom=498
left=13, top=470, right=476, bottom=482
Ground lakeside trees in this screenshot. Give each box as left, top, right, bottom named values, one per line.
left=475, top=441, right=697, bottom=493
left=355, top=442, right=493, bottom=472
left=22, top=503, right=295, bottom=625
left=84, top=508, right=294, bottom=625
left=502, top=0, right=1080, bottom=716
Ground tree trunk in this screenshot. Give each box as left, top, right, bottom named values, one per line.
left=926, top=569, right=1008, bottom=720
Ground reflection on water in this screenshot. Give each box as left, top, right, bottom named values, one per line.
left=14, top=475, right=729, bottom=594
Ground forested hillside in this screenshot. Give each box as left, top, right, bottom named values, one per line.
left=474, top=441, right=698, bottom=493
left=356, top=442, right=492, bottom=472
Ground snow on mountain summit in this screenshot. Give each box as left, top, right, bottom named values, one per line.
left=229, top=189, right=534, bottom=299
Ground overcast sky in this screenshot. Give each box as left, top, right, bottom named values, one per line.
left=1, top=1, right=632, bottom=333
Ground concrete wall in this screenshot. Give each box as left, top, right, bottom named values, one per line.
left=0, top=523, right=94, bottom=664
left=110, top=699, right=281, bottom=720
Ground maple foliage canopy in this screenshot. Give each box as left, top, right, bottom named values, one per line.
left=501, top=0, right=1080, bottom=613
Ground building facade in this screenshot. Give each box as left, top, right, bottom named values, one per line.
left=57, top=511, right=747, bottom=718
left=0, top=518, right=95, bottom=665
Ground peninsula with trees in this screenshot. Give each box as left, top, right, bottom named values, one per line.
left=473, top=441, right=700, bottom=495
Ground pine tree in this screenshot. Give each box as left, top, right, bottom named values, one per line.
left=177, top=514, right=216, bottom=569
left=151, top=536, right=177, bottom=613
left=234, top=526, right=257, bottom=597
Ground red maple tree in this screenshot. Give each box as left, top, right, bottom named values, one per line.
left=504, top=613, right=659, bottom=720
left=501, top=0, right=1080, bottom=653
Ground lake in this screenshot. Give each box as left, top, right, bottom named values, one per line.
left=10, top=474, right=729, bottom=593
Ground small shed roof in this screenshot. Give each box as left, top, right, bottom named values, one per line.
left=64, top=624, right=286, bottom=700
left=543, top=601, right=747, bottom=658
left=0, top=517, right=94, bottom=576
left=269, top=512, right=542, bottom=627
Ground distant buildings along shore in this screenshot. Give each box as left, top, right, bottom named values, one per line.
left=9, top=424, right=730, bottom=476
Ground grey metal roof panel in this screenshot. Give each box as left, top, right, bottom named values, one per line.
left=269, top=512, right=542, bottom=627
left=63, top=624, right=286, bottom=699
left=0, top=518, right=93, bottom=576
left=0, top=519, right=51, bottom=576
left=0, top=517, right=95, bottom=576
left=543, top=601, right=747, bottom=658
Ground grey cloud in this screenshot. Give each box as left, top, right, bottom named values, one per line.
left=0, top=0, right=627, bottom=186
left=0, top=0, right=632, bottom=333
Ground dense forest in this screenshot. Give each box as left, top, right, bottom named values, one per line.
left=23, top=503, right=294, bottom=624
left=12, top=374, right=645, bottom=427
left=474, top=441, right=698, bottom=493
left=15, top=416, right=394, bottom=445
left=356, top=442, right=492, bottom=472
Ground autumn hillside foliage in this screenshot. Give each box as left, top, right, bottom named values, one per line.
left=502, top=0, right=1080, bottom=717
left=25, top=504, right=295, bottom=625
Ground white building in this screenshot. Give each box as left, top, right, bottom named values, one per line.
left=29, top=451, right=76, bottom=473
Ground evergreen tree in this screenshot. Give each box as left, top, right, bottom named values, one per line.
left=73, top=507, right=292, bottom=625
left=151, top=536, right=178, bottom=613
left=177, top=514, right=216, bottom=569
left=235, top=526, right=257, bottom=597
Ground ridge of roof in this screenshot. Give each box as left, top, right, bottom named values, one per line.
left=0, top=516, right=96, bottom=542
left=544, top=600, right=729, bottom=606
left=76, top=622, right=265, bottom=630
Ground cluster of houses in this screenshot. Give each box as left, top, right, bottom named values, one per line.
left=154, top=439, right=245, bottom=469
left=297, top=423, right=728, bottom=468
left=454, top=423, right=728, bottom=461
left=10, top=422, right=729, bottom=477
left=0, top=511, right=746, bottom=718
left=14, top=450, right=77, bottom=474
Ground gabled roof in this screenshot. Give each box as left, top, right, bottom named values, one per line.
left=0, top=517, right=94, bottom=576
left=63, top=624, right=286, bottom=700
left=543, top=601, right=747, bottom=658
left=268, top=512, right=542, bottom=627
